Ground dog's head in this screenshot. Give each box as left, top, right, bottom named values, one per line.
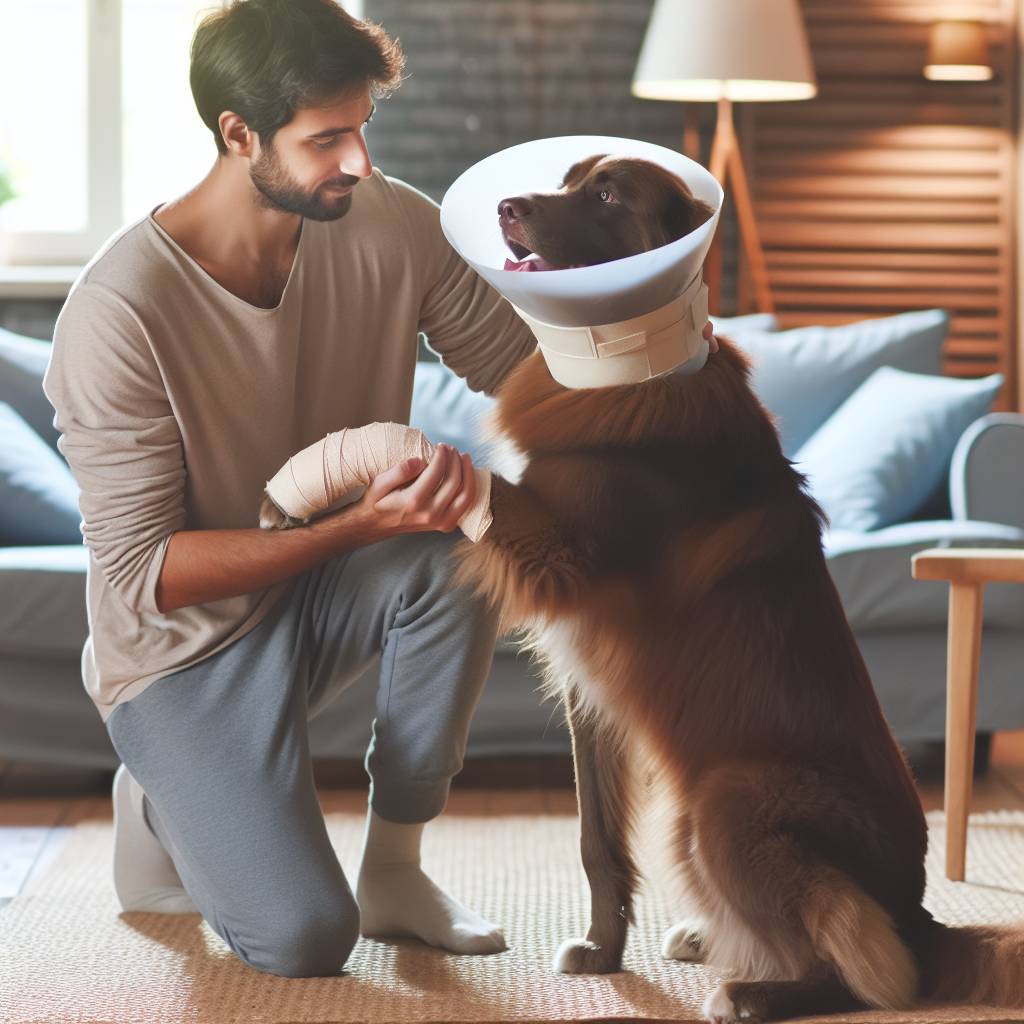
left=499, top=154, right=714, bottom=271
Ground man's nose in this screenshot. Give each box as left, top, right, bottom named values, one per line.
left=340, top=132, right=373, bottom=179
left=498, top=196, right=533, bottom=221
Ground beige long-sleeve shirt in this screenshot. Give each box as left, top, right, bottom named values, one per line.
left=42, top=170, right=536, bottom=722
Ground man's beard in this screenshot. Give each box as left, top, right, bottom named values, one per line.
left=250, top=141, right=358, bottom=221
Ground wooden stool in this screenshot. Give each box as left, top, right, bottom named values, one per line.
left=911, top=548, right=1024, bottom=880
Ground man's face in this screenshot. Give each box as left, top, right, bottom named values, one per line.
left=249, top=87, right=375, bottom=221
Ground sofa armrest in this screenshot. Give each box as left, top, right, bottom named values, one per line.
left=0, top=544, right=89, bottom=657
left=824, top=520, right=1024, bottom=631
left=950, top=413, right=1024, bottom=530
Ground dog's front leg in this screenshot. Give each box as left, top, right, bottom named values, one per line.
left=451, top=474, right=585, bottom=633
left=554, top=684, right=637, bottom=975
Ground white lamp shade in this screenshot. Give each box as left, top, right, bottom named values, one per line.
left=632, top=0, right=817, bottom=102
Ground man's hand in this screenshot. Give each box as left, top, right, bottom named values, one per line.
left=356, top=442, right=478, bottom=538
left=703, top=321, right=719, bottom=354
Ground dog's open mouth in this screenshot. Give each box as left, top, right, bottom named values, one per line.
left=502, top=225, right=558, bottom=272
left=495, top=217, right=552, bottom=272
left=504, top=252, right=557, bottom=272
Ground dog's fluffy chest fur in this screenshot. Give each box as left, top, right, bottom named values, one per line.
left=480, top=417, right=615, bottom=723
left=523, top=617, right=615, bottom=722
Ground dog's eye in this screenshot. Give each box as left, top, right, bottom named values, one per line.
left=599, top=190, right=618, bottom=204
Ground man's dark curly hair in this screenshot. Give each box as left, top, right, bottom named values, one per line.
left=190, top=0, right=405, bottom=155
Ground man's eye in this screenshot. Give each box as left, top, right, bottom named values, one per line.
left=314, top=138, right=337, bottom=150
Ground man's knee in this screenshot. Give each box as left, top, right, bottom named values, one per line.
left=233, top=892, right=361, bottom=978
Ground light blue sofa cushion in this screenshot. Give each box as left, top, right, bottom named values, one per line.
left=0, top=402, right=82, bottom=545
left=795, top=367, right=1003, bottom=533
left=409, top=360, right=496, bottom=464
left=0, top=325, right=59, bottom=453
left=734, top=309, right=949, bottom=456
left=710, top=313, right=779, bottom=334
left=825, top=520, right=1024, bottom=630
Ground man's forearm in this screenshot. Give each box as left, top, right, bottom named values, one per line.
left=155, top=503, right=385, bottom=614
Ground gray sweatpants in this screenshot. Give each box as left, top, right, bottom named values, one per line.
left=105, top=529, right=501, bottom=977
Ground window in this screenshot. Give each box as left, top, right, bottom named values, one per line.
left=0, top=0, right=89, bottom=236
left=0, top=0, right=227, bottom=265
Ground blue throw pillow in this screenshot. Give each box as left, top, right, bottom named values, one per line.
left=794, top=367, right=1003, bottom=533
left=0, top=325, right=60, bottom=454
left=710, top=313, right=779, bottom=334
left=734, top=309, right=949, bottom=457
left=0, top=402, right=83, bottom=545
left=409, top=361, right=497, bottom=466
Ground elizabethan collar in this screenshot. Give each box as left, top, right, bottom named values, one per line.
left=439, top=135, right=723, bottom=387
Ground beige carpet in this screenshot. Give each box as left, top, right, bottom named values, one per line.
left=2, top=790, right=1023, bottom=1024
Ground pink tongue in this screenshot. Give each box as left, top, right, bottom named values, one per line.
left=503, top=255, right=555, bottom=272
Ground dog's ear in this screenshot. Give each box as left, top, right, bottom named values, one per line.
left=663, top=187, right=715, bottom=243
left=560, top=154, right=607, bottom=190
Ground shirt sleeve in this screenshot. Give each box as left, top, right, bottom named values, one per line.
left=391, top=177, right=537, bottom=397
left=42, top=282, right=186, bottom=615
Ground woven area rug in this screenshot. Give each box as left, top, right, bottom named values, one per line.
left=2, top=790, right=1023, bottom=1024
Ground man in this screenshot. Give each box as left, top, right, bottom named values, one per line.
left=43, top=0, right=714, bottom=979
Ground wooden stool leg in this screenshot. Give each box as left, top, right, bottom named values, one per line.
left=944, top=581, right=984, bottom=881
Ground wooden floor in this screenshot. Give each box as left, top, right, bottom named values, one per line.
left=2, top=732, right=1023, bottom=910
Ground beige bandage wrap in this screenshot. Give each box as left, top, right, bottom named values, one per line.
left=511, top=273, right=709, bottom=389
left=264, top=422, right=493, bottom=542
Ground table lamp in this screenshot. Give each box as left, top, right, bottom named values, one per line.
left=632, top=0, right=817, bottom=313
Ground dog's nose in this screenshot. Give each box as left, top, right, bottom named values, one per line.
left=498, top=196, right=532, bottom=221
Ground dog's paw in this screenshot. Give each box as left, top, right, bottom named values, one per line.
left=662, top=918, right=708, bottom=962
left=702, top=984, right=762, bottom=1024
left=259, top=492, right=291, bottom=530
left=552, top=937, right=623, bottom=975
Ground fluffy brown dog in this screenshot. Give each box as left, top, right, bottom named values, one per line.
left=450, top=156, right=1024, bottom=1022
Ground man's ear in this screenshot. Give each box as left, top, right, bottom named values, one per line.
left=219, top=111, right=255, bottom=157
left=560, top=154, right=607, bottom=190
left=663, top=189, right=715, bottom=243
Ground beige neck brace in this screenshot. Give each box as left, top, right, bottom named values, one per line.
left=511, top=272, right=709, bottom=389
left=264, top=422, right=493, bottom=542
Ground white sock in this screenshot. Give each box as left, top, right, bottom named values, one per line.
left=355, top=808, right=506, bottom=955
left=112, top=764, right=197, bottom=914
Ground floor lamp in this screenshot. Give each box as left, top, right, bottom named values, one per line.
left=632, top=0, right=817, bottom=315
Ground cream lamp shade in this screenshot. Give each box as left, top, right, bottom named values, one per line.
left=631, top=0, right=817, bottom=102
left=924, top=20, right=993, bottom=81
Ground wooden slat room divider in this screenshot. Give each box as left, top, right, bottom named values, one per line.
left=747, top=0, right=1019, bottom=409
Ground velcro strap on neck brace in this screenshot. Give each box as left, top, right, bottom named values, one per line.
left=511, top=273, right=709, bottom=388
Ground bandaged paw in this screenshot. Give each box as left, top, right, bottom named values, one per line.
left=263, top=421, right=493, bottom=541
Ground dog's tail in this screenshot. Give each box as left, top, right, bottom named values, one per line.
left=920, top=919, right=1024, bottom=1006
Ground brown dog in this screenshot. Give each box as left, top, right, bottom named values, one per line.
left=450, top=155, right=1024, bottom=1021
left=499, top=154, right=713, bottom=269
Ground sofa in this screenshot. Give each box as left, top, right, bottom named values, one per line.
left=2, top=309, right=1024, bottom=772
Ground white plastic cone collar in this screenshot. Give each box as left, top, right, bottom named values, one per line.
left=440, top=135, right=723, bottom=387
